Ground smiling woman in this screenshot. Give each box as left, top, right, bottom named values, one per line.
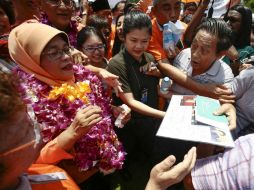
left=77, top=26, right=107, bottom=69
left=8, top=22, right=127, bottom=183
left=40, top=0, right=78, bottom=46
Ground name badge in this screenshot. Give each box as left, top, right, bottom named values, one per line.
left=141, top=88, right=148, bottom=103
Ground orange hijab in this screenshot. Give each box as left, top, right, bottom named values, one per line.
left=8, top=21, right=75, bottom=86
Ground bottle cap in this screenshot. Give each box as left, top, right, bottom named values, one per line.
left=163, top=77, right=170, bottom=82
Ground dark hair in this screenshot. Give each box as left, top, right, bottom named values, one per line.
left=87, top=14, right=110, bottom=32
left=196, top=18, right=233, bottom=53
left=224, top=4, right=252, bottom=48
left=123, top=2, right=138, bottom=14
left=76, top=26, right=106, bottom=50
left=0, top=0, right=15, bottom=25
left=112, top=1, right=126, bottom=13
left=0, top=71, right=24, bottom=122
left=123, top=10, right=152, bottom=38
left=112, top=14, right=124, bottom=56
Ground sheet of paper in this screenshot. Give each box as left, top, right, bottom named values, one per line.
left=156, top=95, right=235, bottom=148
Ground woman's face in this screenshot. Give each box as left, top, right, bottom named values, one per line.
left=101, top=26, right=111, bottom=43
left=41, top=0, right=73, bottom=30
left=225, top=10, right=242, bottom=34
left=0, top=7, right=11, bottom=35
left=40, top=35, right=74, bottom=80
left=116, top=15, right=124, bottom=42
left=124, top=28, right=151, bottom=61
left=81, top=34, right=105, bottom=65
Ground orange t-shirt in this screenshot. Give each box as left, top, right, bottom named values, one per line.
left=27, top=164, right=80, bottom=190
left=36, top=138, right=73, bottom=165
left=107, top=23, right=116, bottom=59
left=147, top=18, right=187, bottom=62
left=147, top=18, right=168, bottom=62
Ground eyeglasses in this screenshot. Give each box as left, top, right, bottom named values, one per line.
left=46, top=0, right=73, bottom=8
left=82, top=44, right=105, bottom=53
left=42, top=46, right=72, bottom=61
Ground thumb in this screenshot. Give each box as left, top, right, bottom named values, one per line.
left=213, top=105, right=226, bottom=116
left=156, top=155, right=176, bottom=172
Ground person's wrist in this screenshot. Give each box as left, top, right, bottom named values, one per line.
left=145, top=180, right=165, bottom=190
left=66, top=123, right=82, bottom=141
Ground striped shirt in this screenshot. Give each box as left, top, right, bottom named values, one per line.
left=192, top=134, right=254, bottom=190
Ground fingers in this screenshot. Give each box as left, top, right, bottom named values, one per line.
left=213, top=103, right=229, bottom=116
left=170, top=147, right=196, bottom=176
left=218, top=94, right=235, bottom=103
left=75, top=105, right=102, bottom=127
left=122, top=112, right=131, bottom=124
left=227, top=113, right=236, bottom=130
left=216, top=84, right=231, bottom=91
left=214, top=104, right=236, bottom=130
left=156, top=155, right=176, bottom=172
left=113, top=84, right=123, bottom=97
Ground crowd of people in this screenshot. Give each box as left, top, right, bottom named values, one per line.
left=0, top=0, right=254, bottom=189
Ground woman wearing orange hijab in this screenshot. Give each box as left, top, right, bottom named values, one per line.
left=8, top=22, right=130, bottom=183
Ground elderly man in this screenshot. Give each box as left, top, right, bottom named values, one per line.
left=171, top=18, right=234, bottom=95
left=147, top=0, right=234, bottom=102
left=0, top=70, right=80, bottom=190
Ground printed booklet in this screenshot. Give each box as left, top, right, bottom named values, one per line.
left=156, top=95, right=235, bottom=148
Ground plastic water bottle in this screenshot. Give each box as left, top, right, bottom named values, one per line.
left=163, top=23, right=175, bottom=52
left=160, top=77, right=171, bottom=94
left=114, top=104, right=130, bottom=128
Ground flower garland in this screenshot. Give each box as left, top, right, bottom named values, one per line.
left=14, top=64, right=125, bottom=173
left=40, top=12, right=78, bottom=47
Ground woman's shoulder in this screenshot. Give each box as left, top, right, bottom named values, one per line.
left=144, top=52, right=155, bottom=62
left=108, top=51, right=125, bottom=66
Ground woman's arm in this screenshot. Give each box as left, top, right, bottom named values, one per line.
left=119, top=92, right=165, bottom=119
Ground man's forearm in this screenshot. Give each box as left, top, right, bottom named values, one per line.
left=157, top=61, right=208, bottom=96
left=183, top=0, right=210, bottom=46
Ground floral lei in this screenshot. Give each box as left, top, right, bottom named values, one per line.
left=40, top=12, right=77, bottom=47
left=14, top=64, right=125, bottom=173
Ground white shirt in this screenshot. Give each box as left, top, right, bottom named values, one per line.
left=172, top=48, right=234, bottom=95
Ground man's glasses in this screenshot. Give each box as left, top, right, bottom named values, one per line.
left=46, top=0, right=73, bottom=8
left=83, top=44, right=105, bottom=53
left=42, top=46, right=72, bottom=61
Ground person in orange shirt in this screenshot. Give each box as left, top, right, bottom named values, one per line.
left=0, top=70, right=80, bottom=190
left=147, top=0, right=234, bottom=101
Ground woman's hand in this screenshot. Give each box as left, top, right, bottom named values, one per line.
left=98, top=69, right=123, bottom=96
left=70, top=105, right=102, bottom=138
left=140, top=62, right=162, bottom=77
left=57, top=105, right=102, bottom=152
left=71, top=48, right=89, bottom=65
left=112, top=104, right=131, bottom=126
